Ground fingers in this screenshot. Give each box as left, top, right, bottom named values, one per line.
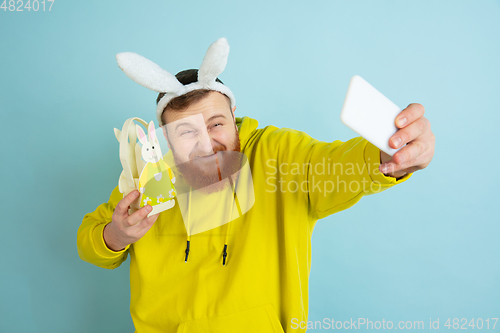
left=108, top=192, right=162, bottom=249
left=392, top=134, right=428, bottom=165
left=392, top=140, right=427, bottom=165
left=380, top=103, right=435, bottom=176
left=389, top=116, right=430, bottom=151
left=115, top=190, right=140, bottom=217
left=395, top=103, right=425, bottom=128
left=127, top=205, right=153, bottom=226
left=381, top=143, right=434, bottom=174
left=136, top=213, right=160, bottom=233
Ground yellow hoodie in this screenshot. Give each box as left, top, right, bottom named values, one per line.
left=77, top=116, right=412, bottom=332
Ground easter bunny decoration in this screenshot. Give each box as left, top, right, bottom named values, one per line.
left=136, top=121, right=176, bottom=216
left=114, top=117, right=148, bottom=214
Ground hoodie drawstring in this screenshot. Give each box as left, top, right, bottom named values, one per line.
left=222, top=175, right=243, bottom=266
left=183, top=155, right=243, bottom=266
left=222, top=222, right=231, bottom=266
left=185, top=239, right=190, bottom=262
left=185, top=190, right=192, bottom=263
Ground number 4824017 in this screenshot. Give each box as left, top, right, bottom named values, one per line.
left=1, top=0, right=55, bottom=11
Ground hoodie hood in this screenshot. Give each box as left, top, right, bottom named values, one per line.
left=235, top=116, right=259, bottom=151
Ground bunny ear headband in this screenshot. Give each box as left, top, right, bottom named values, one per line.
left=116, top=37, right=236, bottom=126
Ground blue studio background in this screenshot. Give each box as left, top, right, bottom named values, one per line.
left=1, top=0, right=499, bottom=332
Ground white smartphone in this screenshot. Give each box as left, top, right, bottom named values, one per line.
left=340, top=75, right=403, bottom=156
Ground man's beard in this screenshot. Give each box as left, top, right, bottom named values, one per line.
left=173, top=133, right=242, bottom=194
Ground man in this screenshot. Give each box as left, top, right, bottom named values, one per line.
left=77, top=38, right=435, bottom=332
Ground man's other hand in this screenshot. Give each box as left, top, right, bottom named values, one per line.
left=103, top=190, right=159, bottom=251
left=379, top=103, right=435, bottom=178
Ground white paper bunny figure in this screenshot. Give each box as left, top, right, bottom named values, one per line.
left=114, top=117, right=149, bottom=215
left=136, top=121, right=176, bottom=215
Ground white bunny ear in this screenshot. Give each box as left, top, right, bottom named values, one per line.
left=198, top=38, right=230, bottom=85
left=136, top=124, right=148, bottom=145
left=116, top=52, right=184, bottom=93
left=147, top=121, right=157, bottom=143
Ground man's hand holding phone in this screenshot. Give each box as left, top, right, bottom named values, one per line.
left=340, top=76, right=435, bottom=179
left=380, top=103, right=435, bottom=178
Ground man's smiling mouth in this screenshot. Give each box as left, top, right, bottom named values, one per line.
left=193, top=153, right=217, bottom=161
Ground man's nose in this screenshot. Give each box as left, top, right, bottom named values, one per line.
left=197, top=129, right=213, bottom=156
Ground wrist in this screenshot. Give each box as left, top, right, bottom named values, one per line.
left=379, top=150, right=407, bottom=179
left=103, top=223, right=126, bottom=252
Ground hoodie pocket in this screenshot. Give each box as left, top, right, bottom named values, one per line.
left=176, top=303, right=284, bottom=333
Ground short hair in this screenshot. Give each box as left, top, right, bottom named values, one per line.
left=157, top=69, right=233, bottom=125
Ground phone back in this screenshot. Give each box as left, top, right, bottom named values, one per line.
left=340, top=75, right=402, bottom=156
